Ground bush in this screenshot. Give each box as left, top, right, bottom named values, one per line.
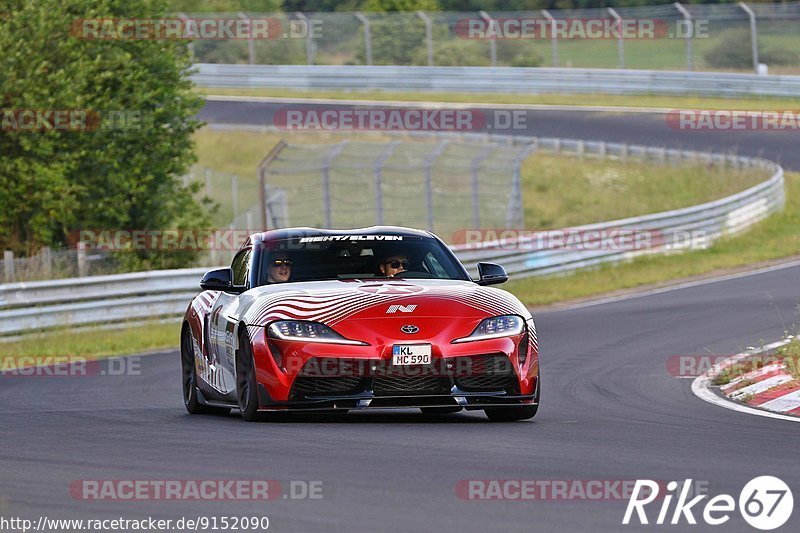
left=704, top=28, right=799, bottom=69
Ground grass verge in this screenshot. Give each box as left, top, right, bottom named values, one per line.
left=198, top=87, right=800, bottom=112
left=506, top=172, right=800, bottom=307
left=0, top=322, right=179, bottom=359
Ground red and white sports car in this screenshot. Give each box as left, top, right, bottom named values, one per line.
left=181, top=227, right=539, bottom=421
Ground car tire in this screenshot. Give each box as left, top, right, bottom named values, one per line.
left=236, top=330, right=263, bottom=422
left=485, top=371, right=540, bottom=422
left=181, top=326, right=230, bottom=416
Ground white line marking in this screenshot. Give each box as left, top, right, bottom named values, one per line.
left=729, top=375, right=794, bottom=399
left=759, top=389, right=800, bottom=412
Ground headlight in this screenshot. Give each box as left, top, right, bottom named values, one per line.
left=267, top=320, right=367, bottom=346
left=452, top=315, right=524, bottom=344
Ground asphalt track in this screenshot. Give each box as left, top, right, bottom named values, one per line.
left=1, top=100, right=799, bottom=533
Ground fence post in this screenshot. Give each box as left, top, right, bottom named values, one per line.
left=738, top=2, right=759, bottom=74
left=674, top=3, right=694, bottom=71
left=238, top=12, right=256, bottom=64
left=470, top=147, right=493, bottom=228
left=40, top=246, right=52, bottom=279
left=374, top=141, right=400, bottom=225
left=423, top=141, right=449, bottom=231
left=541, top=10, right=559, bottom=67
left=296, top=12, right=315, bottom=65
left=3, top=250, right=14, bottom=283
left=257, top=140, right=288, bottom=229
left=231, top=174, right=239, bottom=222
left=355, top=12, right=372, bottom=66
left=417, top=11, right=434, bottom=66
left=479, top=11, right=497, bottom=67
left=508, top=145, right=535, bottom=228
left=608, top=8, right=625, bottom=69
left=205, top=168, right=212, bottom=197
left=177, top=13, right=194, bottom=61
left=77, top=242, right=87, bottom=278
left=322, top=142, right=348, bottom=228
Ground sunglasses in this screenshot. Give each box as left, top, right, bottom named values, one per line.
left=384, top=260, right=410, bottom=269
left=270, top=259, right=292, bottom=267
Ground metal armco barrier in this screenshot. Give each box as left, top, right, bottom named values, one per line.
left=0, top=137, right=784, bottom=335
left=191, top=64, right=800, bottom=98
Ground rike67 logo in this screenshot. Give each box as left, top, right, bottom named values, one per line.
left=623, top=476, right=793, bottom=530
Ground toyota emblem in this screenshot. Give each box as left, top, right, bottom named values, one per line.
left=400, top=324, right=419, bottom=334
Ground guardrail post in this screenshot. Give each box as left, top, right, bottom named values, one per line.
left=3, top=250, right=14, bottom=283
left=577, top=140, right=585, bottom=160
left=738, top=2, right=759, bottom=74
left=77, top=242, right=87, bottom=278
left=621, top=143, right=628, bottom=162
left=541, top=10, right=559, bottom=67
left=296, top=12, right=315, bottom=65
left=608, top=8, right=625, bottom=69
left=674, top=3, right=694, bottom=71
left=238, top=12, right=256, bottom=64
left=322, top=142, right=348, bottom=228
left=479, top=11, right=497, bottom=67
left=355, top=12, right=372, bottom=66
left=40, top=246, right=51, bottom=279
left=417, top=11, right=434, bottom=66
left=470, top=147, right=494, bottom=228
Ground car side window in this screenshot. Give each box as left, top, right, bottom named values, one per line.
left=231, top=248, right=252, bottom=288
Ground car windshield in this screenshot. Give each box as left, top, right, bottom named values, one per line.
left=257, top=234, right=469, bottom=285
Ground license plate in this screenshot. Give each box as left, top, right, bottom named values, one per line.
left=392, top=344, right=432, bottom=366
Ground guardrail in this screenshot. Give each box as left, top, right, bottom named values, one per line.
left=0, top=136, right=784, bottom=336
left=192, top=64, right=800, bottom=98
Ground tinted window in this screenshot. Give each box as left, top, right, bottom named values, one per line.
left=257, top=235, right=468, bottom=285
left=231, top=248, right=252, bottom=287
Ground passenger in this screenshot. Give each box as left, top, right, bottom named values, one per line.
left=267, top=252, right=292, bottom=283
left=378, top=253, right=410, bottom=278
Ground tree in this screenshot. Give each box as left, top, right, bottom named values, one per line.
left=0, top=0, right=208, bottom=268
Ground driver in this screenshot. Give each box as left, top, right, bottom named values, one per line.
left=378, top=253, right=410, bottom=278
left=266, top=252, right=292, bottom=283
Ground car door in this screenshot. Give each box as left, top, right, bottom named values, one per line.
left=206, top=247, right=252, bottom=397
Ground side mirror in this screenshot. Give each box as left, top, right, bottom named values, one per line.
left=476, top=262, right=508, bottom=286
left=200, top=268, right=236, bottom=292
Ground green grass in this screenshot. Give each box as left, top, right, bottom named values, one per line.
left=0, top=322, right=179, bottom=359
left=198, top=87, right=800, bottom=112
left=505, top=171, right=800, bottom=307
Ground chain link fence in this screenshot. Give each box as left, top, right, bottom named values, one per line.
left=255, top=138, right=530, bottom=240
left=184, top=2, right=800, bottom=73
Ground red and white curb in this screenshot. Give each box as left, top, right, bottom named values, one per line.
left=692, top=337, right=800, bottom=422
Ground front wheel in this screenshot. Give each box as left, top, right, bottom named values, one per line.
left=181, top=326, right=230, bottom=416
left=236, top=330, right=262, bottom=422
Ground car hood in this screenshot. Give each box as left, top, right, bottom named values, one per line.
left=241, top=278, right=530, bottom=327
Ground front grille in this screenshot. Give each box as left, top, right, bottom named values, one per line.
left=372, top=375, right=451, bottom=395
left=454, top=354, right=517, bottom=392
left=291, top=376, right=365, bottom=399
